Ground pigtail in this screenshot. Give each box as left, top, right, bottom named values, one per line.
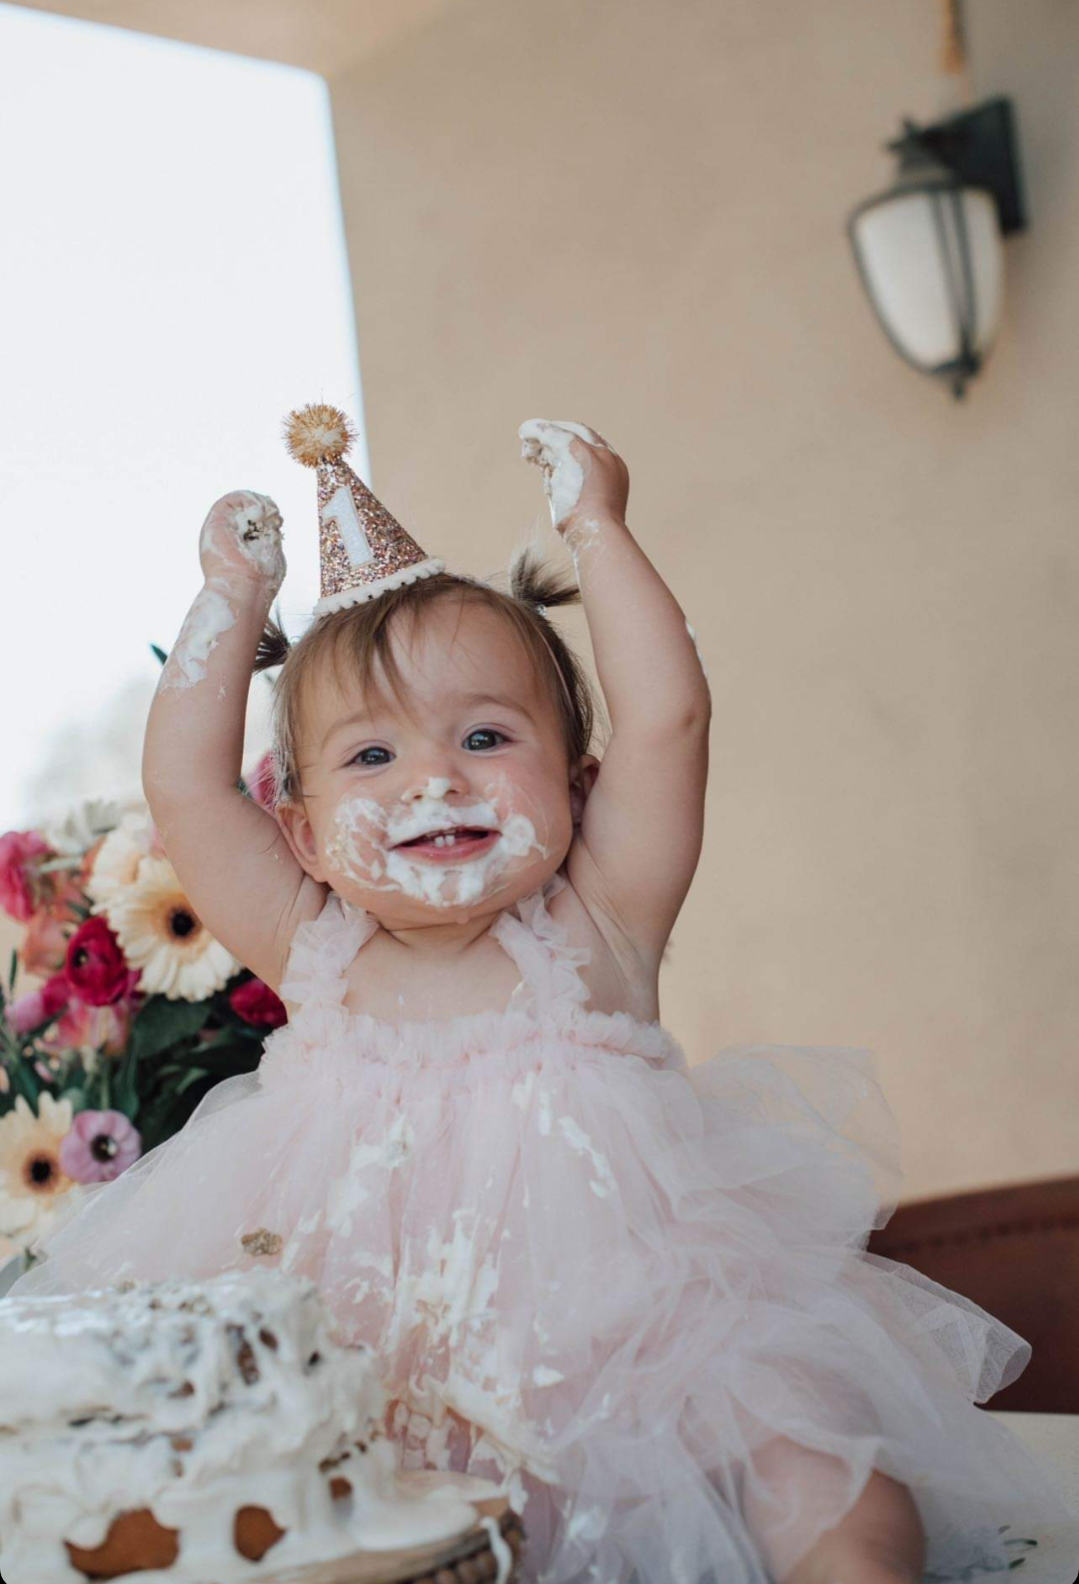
left=508, top=546, right=581, bottom=615
left=254, top=606, right=292, bottom=673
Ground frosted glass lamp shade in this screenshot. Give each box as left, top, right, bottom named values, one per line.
left=848, top=102, right=1024, bottom=396
left=851, top=186, right=1003, bottom=375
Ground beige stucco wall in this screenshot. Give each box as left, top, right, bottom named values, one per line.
left=8, top=0, right=1078, bottom=1201
left=323, top=0, right=1079, bottom=1199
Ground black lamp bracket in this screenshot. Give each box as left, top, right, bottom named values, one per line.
left=885, top=97, right=1026, bottom=235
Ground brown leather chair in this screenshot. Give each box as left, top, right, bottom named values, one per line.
left=866, top=1174, right=1079, bottom=1413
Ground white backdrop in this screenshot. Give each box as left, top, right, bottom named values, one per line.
left=0, top=0, right=366, bottom=827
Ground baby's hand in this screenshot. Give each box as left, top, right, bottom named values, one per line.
left=198, top=491, right=286, bottom=596
left=519, top=420, right=629, bottom=536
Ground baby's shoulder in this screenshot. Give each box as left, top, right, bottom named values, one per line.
left=546, top=871, right=662, bottom=1024
left=270, top=878, right=337, bottom=1022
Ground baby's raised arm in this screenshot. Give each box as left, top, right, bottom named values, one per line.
left=141, top=493, right=323, bottom=992
left=521, top=421, right=712, bottom=965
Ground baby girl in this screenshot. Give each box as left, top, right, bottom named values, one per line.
left=13, top=410, right=1070, bottom=1584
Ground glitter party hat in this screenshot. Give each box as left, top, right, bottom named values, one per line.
left=282, top=402, right=445, bottom=617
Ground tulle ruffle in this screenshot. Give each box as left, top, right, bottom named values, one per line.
left=9, top=873, right=1076, bottom=1583
left=12, top=1036, right=1075, bottom=1583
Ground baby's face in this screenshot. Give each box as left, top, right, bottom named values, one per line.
left=280, top=600, right=584, bottom=925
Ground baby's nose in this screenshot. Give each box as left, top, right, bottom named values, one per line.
left=406, top=775, right=457, bottom=801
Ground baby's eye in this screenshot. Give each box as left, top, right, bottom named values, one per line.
left=351, top=746, right=393, bottom=767
left=464, top=729, right=508, bottom=752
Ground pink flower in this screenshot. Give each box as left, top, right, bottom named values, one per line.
left=245, top=750, right=278, bottom=813
left=20, top=873, right=85, bottom=978
left=64, top=916, right=137, bottom=1006
left=42, top=996, right=134, bottom=1059
left=4, top=972, right=69, bottom=1035
left=58, top=1109, right=142, bottom=1184
left=229, top=976, right=287, bottom=1029
left=0, top=830, right=54, bottom=922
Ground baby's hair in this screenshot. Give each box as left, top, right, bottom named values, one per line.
left=253, top=550, right=597, bottom=810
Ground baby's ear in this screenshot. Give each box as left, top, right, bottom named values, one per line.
left=276, top=800, right=327, bottom=883
left=569, top=754, right=601, bottom=826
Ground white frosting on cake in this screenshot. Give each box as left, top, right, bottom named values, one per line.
left=0, top=1269, right=504, bottom=1583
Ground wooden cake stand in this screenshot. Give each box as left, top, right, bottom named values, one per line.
left=261, top=1495, right=524, bottom=1584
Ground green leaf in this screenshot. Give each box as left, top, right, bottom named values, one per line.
left=8, top=948, right=17, bottom=996
left=129, top=997, right=211, bottom=1065
left=175, top=1068, right=209, bottom=1095
left=59, top=1087, right=87, bottom=1110
left=151, top=643, right=168, bottom=666
left=110, top=1044, right=140, bottom=1117
left=7, top=1057, right=41, bottom=1108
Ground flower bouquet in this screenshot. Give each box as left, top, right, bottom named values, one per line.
left=0, top=751, right=284, bottom=1279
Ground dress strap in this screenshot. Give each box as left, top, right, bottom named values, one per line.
left=279, top=890, right=378, bottom=1008
left=280, top=875, right=590, bottom=1018
left=490, top=871, right=592, bottom=1018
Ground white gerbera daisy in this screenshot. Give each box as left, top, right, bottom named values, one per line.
left=0, top=1094, right=81, bottom=1251
left=108, top=857, right=238, bottom=1001
left=86, top=808, right=157, bottom=910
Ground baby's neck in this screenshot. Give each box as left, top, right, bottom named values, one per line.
left=369, top=904, right=504, bottom=959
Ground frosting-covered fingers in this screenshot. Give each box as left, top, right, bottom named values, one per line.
left=519, top=421, right=592, bottom=529
left=518, top=419, right=622, bottom=532
left=198, top=490, right=287, bottom=594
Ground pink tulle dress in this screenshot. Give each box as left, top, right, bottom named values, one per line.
left=9, top=871, right=1076, bottom=1584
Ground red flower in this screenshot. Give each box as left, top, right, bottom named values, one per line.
left=0, top=830, right=54, bottom=921
left=229, top=976, right=287, bottom=1029
left=64, top=917, right=138, bottom=1007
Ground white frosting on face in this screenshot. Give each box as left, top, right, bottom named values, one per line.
left=324, top=779, right=550, bottom=912
left=159, top=579, right=237, bottom=692
left=518, top=419, right=611, bottom=529
left=0, top=1268, right=501, bottom=1583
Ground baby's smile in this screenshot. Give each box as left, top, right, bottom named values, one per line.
left=391, top=826, right=501, bottom=861
left=324, top=783, right=547, bottom=910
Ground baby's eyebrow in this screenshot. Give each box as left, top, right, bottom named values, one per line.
left=456, top=690, right=536, bottom=719
left=321, top=709, right=375, bottom=752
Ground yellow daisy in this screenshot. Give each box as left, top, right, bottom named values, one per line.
left=108, top=856, right=238, bottom=1001
left=0, top=1094, right=80, bottom=1251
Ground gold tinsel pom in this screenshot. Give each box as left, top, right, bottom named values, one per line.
left=282, top=402, right=357, bottom=468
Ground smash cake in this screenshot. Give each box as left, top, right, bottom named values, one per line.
left=0, top=1268, right=520, bottom=1584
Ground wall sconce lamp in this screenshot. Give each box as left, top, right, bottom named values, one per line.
left=847, top=97, right=1026, bottom=399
